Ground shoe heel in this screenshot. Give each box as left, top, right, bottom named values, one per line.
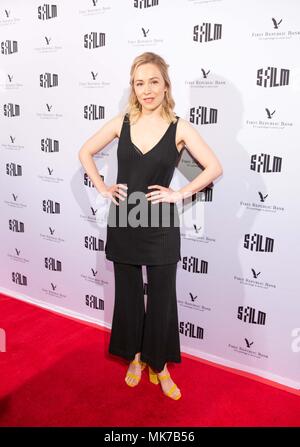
left=148, top=366, right=159, bottom=385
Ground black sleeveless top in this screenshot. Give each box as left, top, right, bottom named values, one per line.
left=104, top=112, right=181, bottom=265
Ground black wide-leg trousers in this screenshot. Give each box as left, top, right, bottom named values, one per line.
left=108, top=261, right=181, bottom=373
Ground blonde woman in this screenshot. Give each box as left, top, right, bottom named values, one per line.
left=79, top=52, right=223, bottom=400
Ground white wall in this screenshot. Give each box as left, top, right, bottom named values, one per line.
left=1, top=0, right=299, bottom=389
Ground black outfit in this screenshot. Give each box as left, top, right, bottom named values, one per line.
left=105, top=112, right=181, bottom=265
left=105, top=113, right=182, bottom=372
left=109, top=262, right=181, bottom=372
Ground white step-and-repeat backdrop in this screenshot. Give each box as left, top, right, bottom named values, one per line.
left=1, top=0, right=300, bottom=389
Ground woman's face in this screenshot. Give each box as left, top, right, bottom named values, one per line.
left=133, top=63, right=167, bottom=112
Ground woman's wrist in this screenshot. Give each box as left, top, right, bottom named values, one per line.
left=98, top=185, right=108, bottom=196
left=176, top=189, right=195, bottom=201
left=175, top=190, right=191, bottom=202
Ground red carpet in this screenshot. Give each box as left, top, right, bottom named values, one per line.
left=0, top=293, right=299, bottom=427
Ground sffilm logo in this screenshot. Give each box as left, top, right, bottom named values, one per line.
left=9, top=219, right=24, bottom=233
left=257, top=67, right=290, bottom=87
left=3, top=103, right=20, bottom=117
left=37, top=4, right=58, bottom=20
left=12, top=272, right=27, bottom=286
left=190, top=106, right=217, bottom=125
left=179, top=321, right=204, bottom=339
left=84, top=173, right=95, bottom=188
left=85, top=294, right=104, bottom=310
left=134, top=0, right=159, bottom=8
left=84, top=236, right=104, bottom=251
left=84, top=32, right=105, bottom=49
left=84, top=104, right=105, bottom=120
left=42, top=199, right=60, bottom=214
left=1, top=40, right=18, bottom=55
left=6, top=162, right=22, bottom=176
left=182, top=257, right=208, bottom=274
left=193, top=23, right=222, bottom=43
left=190, top=187, right=213, bottom=203
left=244, top=233, right=274, bottom=252
left=84, top=173, right=104, bottom=188
left=250, top=153, right=282, bottom=173
left=41, top=138, right=59, bottom=153
left=44, top=257, right=62, bottom=272
left=40, top=73, right=58, bottom=88
left=237, top=306, right=266, bottom=325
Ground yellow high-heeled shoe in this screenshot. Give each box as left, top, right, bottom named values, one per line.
left=125, top=360, right=147, bottom=387
left=148, top=366, right=181, bottom=400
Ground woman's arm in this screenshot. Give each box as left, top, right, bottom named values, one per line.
left=177, top=118, right=223, bottom=200
left=78, top=114, right=122, bottom=194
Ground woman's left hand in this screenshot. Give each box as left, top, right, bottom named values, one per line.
left=145, top=185, right=181, bottom=204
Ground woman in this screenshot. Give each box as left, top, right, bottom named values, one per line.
left=78, top=52, right=223, bottom=400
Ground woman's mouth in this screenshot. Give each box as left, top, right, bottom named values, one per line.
left=144, top=98, right=154, bottom=103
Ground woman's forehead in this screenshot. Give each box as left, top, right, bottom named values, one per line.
left=134, top=63, right=162, bottom=79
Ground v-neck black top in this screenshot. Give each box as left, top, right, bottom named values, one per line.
left=104, top=112, right=181, bottom=265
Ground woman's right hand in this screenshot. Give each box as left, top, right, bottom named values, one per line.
left=100, top=183, right=128, bottom=206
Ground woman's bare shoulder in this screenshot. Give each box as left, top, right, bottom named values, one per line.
left=176, top=116, right=190, bottom=129
left=175, top=117, right=190, bottom=153
left=111, top=112, right=127, bottom=138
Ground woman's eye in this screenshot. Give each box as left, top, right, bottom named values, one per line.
left=136, top=81, right=158, bottom=86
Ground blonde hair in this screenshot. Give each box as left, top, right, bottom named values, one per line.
left=124, top=52, right=177, bottom=125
